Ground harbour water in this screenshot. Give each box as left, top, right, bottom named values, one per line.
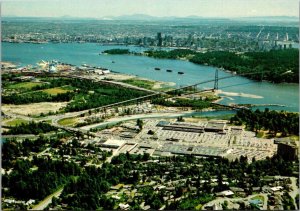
left=3, top=42, right=299, bottom=112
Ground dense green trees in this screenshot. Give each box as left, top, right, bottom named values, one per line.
left=2, top=136, right=64, bottom=167
left=145, top=49, right=195, bottom=59
left=103, top=49, right=130, bottom=54
left=2, top=73, right=22, bottom=81
left=282, top=191, right=296, bottom=210
left=56, top=78, right=147, bottom=112
left=190, top=49, right=299, bottom=83
left=151, top=97, right=212, bottom=110
left=60, top=153, right=151, bottom=210
left=230, top=108, right=299, bottom=136
left=3, top=158, right=81, bottom=200
left=3, top=121, right=57, bottom=135
left=144, top=48, right=299, bottom=83
left=2, top=91, right=75, bottom=104
left=136, top=119, right=143, bottom=130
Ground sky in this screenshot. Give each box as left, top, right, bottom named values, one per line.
left=2, top=0, right=299, bottom=18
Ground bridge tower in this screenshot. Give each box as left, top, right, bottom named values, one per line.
left=214, top=68, right=219, bottom=90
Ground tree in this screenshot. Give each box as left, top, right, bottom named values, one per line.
left=136, top=119, right=143, bottom=130
left=147, top=130, right=155, bottom=135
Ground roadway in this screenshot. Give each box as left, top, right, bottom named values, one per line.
left=30, top=187, right=64, bottom=210
left=3, top=70, right=270, bottom=137
left=80, top=111, right=196, bottom=131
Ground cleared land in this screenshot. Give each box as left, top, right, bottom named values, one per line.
left=104, top=73, right=175, bottom=90
left=2, top=102, right=68, bottom=116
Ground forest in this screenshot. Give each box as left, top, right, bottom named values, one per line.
left=2, top=91, right=75, bottom=104
left=190, top=49, right=299, bottom=83
left=230, top=108, right=299, bottom=136
left=144, top=49, right=195, bottom=59
left=143, top=48, right=298, bottom=83
left=103, top=49, right=130, bottom=54
left=151, top=97, right=212, bottom=110
left=3, top=121, right=57, bottom=135
left=2, top=158, right=81, bottom=201
left=62, top=78, right=147, bottom=112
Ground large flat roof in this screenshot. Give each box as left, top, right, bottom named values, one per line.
left=205, top=122, right=226, bottom=130
left=102, top=139, right=126, bottom=147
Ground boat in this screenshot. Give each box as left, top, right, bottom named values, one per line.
left=154, top=67, right=160, bottom=70
left=166, top=69, right=173, bottom=72
left=178, top=71, right=184, bottom=74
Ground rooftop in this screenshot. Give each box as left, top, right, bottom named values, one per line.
left=101, top=139, right=126, bottom=148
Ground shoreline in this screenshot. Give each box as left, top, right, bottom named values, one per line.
left=3, top=42, right=299, bottom=85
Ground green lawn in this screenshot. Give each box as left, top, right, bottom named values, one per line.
left=58, top=117, right=78, bottom=126
left=7, top=82, right=44, bottom=90
left=42, top=87, right=71, bottom=95
left=121, top=78, right=155, bottom=90
left=6, top=119, right=29, bottom=126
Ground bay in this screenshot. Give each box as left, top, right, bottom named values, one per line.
left=3, top=42, right=299, bottom=112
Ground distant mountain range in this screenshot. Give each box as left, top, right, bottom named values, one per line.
left=101, top=14, right=226, bottom=21
left=2, top=14, right=298, bottom=22
left=101, top=14, right=299, bottom=22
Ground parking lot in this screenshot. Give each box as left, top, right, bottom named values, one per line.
left=98, top=119, right=277, bottom=161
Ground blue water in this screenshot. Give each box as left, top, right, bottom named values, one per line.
left=3, top=42, right=299, bottom=112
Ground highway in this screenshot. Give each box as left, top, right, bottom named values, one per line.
left=3, top=70, right=271, bottom=136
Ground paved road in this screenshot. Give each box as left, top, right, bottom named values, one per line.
left=31, top=187, right=64, bottom=210
left=80, top=111, right=194, bottom=130
left=289, top=177, right=299, bottom=208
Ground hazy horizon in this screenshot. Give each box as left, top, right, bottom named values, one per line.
left=2, top=0, right=299, bottom=19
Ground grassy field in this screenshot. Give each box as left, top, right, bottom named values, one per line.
left=42, top=87, right=71, bottom=95
left=7, top=82, right=44, bottom=90
left=58, top=117, right=78, bottom=126
left=121, top=78, right=155, bottom=90
left=5, top=118, right=29, bottom=126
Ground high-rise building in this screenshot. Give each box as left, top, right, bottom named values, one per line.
left=157, top=32, right=162, bottom=47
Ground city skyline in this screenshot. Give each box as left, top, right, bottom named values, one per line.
left=2, top=0, right=299, bottom=18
